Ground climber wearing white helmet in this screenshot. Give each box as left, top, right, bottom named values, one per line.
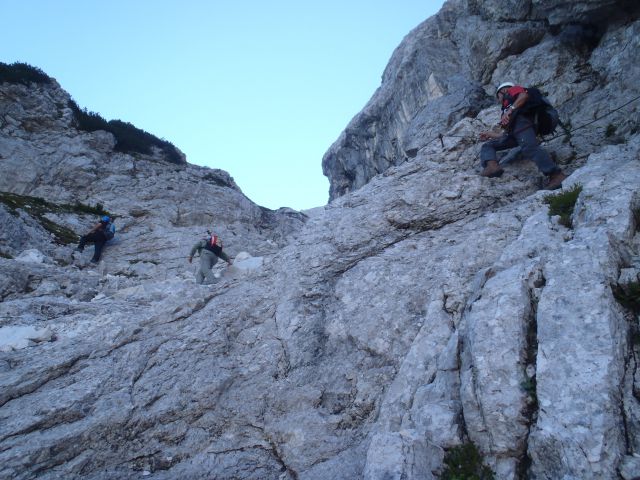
left=478, top=82, right=567, bottom=190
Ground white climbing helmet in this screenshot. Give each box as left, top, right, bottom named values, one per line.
left=495, top=82, right=515, bottom=97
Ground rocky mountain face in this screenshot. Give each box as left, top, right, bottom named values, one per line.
left=2, top=0, right=640, bottom=479
left=322, top=0, right=639, bottom=201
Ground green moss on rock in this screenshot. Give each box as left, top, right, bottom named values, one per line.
left=441, top=443, right=495, bottom=480
left=0, top=191, right=110, bottom=245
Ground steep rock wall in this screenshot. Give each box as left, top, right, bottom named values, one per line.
left=322, top=0, right=640, bottom=201
left=1, top=1, right=640, bottom=479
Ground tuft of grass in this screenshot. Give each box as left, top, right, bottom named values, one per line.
left=0, top=61, right=52, bottom=86
left=543, top=184, right=582, bottom=228
left=441, top=443, right=495, bottom=480
left=0, top=192, right=111, bottom=245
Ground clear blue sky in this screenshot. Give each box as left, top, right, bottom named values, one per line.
left=2, top=1, right=444, bottom=210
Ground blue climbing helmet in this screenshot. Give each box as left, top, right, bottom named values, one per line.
left=101, top=215, right=110, bottom=223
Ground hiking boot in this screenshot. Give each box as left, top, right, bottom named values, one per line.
left=545, top=170, right=567, bottom=190
left=480, top=160, right=504, bottom=178
left=76, top=245, right=84, bottom=252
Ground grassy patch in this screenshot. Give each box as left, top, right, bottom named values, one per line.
left=66, top=201, right=108, bottom=216
left=0, top=61, right=52, bottom=86
left=442, top=443, right=495, bottom=480
left=68, top=100, right=184, bottom=164
left=543, top=184, right=582, bottom=228
left=0, top=191, right=110, bottom=245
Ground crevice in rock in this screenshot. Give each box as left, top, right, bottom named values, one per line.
left=0, top=401, right=89, bottom=443
left=128, top=339, right=169, bottom=394
left=615, top=238, right=640, bottom=456
left=517, top=272, right=542, bottom=479
left=272, top=312, right=291, bottom=380
left=620, top=310, right=639, bottom=455
left=139, top=285, right=233, bottom=329
left=30, top=441, right=94, bottom=478
left=454, top=275, right=487, bottom=448
left=0, top=352, right=90, bottom=408
left=453, top=342, right=472, bottom=452
left=332, top=213, right=481, bottom=281
left=240, top=423, right=300, bottom=480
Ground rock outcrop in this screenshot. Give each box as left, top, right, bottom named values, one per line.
left=322, top=0, right=640, bottom=201
left=2, top=1, right=640, bottom=479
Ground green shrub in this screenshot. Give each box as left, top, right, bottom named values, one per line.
left=68, top=100, right=183, bottom=164
left=543, top=184, right=582, bottom=228
left=0, top=192, right=110, bottom=245
left=442, top=443, right=495, bottom=480
left=0, top=61, right=52, bottom=85
left=66, top=201, right=108, bottom=216
left=67, top=100, right=109, bottom=132
left=1, top=192, right=109, bottom=218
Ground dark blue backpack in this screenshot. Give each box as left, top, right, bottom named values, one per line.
left=104, top=222, right=116, bottom=240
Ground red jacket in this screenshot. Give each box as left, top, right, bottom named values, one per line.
left=501, top=85, right=526, bottom=111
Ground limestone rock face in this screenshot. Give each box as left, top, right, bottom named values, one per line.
left=0, top=80, right=307, bottom=282
left=2, top=1, right=640, bottom=479
left=322, top=0, right=640, bottom=201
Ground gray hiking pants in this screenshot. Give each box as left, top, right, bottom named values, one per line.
left=196, top=250, right=219, bottom=285
left=480, top=115, right=558, bottom=174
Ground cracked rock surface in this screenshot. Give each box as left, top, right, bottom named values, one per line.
left=2, top=0, right=640, bottom=479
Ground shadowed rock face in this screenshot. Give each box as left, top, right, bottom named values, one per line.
left=2, top=1, right=640, bottom=479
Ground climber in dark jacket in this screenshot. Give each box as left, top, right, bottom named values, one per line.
left=479, top=82, right=567, bottom=190
left=77, top=215, right=113, bottom=263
